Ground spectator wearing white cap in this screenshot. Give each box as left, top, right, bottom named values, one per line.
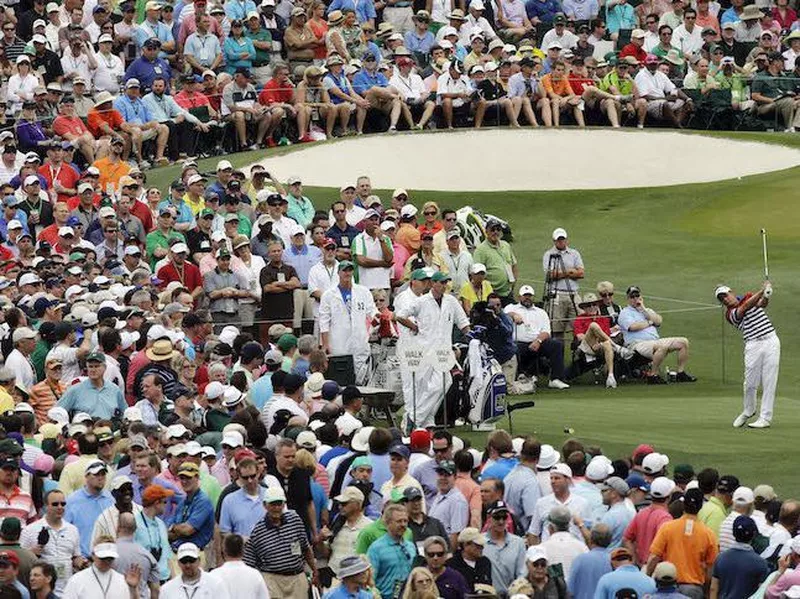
left=160, top=542, right=230, bottom=599
left=61, top=539, right=142, bottom=599
left=465, top=1, right=497, bottom=42
left=6, top=327, right=38, bottom=389
left=504, top=285, right=570, bottom=389
left=718, top=486, right=756, bottom=552
left=282, top=222, right=322, bottom=330
left=622, top=476, right=675, bottom=565
left=527, top=463, right=590, bottom=545
left=351, top=209, right=393, bottom=291
left=204, top=246, right=251, bottom=330
left=542, top=227, right=584, bottom=338
left=156, top=242, right=204, bottom=302
left=7, top=56, right=39, bottom=114
left=440, top=228, right=472, bottom=294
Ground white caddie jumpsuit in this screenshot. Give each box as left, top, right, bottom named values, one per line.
left=397, top=292, right=470, bottom=428
left=319, top=282, right=378, bottom=385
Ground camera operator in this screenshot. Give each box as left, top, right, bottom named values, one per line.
left=504, top=285, right=570, bottom=390
left=542, top=227, right=584, bottom=339
left=472, top=294, right=518, bottom=385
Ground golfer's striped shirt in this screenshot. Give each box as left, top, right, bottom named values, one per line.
left=243, top=509, right=309, bottom=574
left=726, top=294, right=775, bottom=341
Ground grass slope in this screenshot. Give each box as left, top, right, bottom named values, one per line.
left=148, top=130, right=799, bottom=496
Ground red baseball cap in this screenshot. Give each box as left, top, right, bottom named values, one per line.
left=0, top=551, right=20, bottom=567
left=323, top=237, right=337, bottom=249
left=409, top=429, right=431, bottom=451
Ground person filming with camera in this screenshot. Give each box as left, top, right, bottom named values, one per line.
left=542, top=227, right=585, bottom=339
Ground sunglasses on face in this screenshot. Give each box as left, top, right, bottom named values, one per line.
left=423, top=211, right=436, bottom=216
left=240, top=473, right=258, bottom=480
left=426, top=551, right=444, bottom=557
left=179, top=558, right=198, bottom=564
left=600, top=292, right=613, bottom=297
left=50, top=501, right=67, bottom=506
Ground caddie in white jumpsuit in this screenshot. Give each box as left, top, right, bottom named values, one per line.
left=394, top=267, right=434, bottom=433
left=716, top=283, right=780, bottom=429
left=396, top=270, right=470, bottom=429
left=319, top=261, right=379, bottom=385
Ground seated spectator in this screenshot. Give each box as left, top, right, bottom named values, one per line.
left=389, top=57, right=437, bottom=130
left=504, top=285, right=570, bottom=389
left=751, top=52, right=800, bottom=132
left=541, top=60, right=585, bottom=127
left=634, top=53, right=693, bottom=128
left=507, top=57, right=548, bottom=127
left=125, top=37, right=173, bottom=93
left=618, top=285, right=696, bottom=385
left=184, top=14, right=224, bottom=75
left=224, top=67, right=283, bottom=150
left=572, top=293, right=631, bottom=388
left=260, top=63, right=311, bottom=141
left=436, top=60, right=473, bottom=129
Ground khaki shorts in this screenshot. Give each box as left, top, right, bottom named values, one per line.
left=646, top=98, right=685, bottom=120
left=548, top=292, right=580, bottom=334
left=630, top=337, right=687, bottom=359
left=140, top=127, right=159, bottom=141
left=264, top=572, right=309, bottom=599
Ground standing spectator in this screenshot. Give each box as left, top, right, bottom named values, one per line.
left=244, top=486, right=318, bottom=599
left=352, top=209, right=393, bottom=290
left=589, top=477, right=634, bottom=549
left=209, top=534, right=270, bottom=599
left=541, top=227, right=584, bottom=339
left=446, top=528, right=492, bottom=592
left=327, top=486, right=372, bottom=575
left=718, top=487, right=755, bottom=552
left=568, top=524, right=613, bottom=599
left=622, top=476, right=675, bottom=565
left=5, top=328, right=37, bottom=390
left=167, top=462, right=215, bottom=551
left=204, top=248, right=250, bottom=329
left=503, top=439, right=542, bottom=531
left=596, top=547, right=657, bottom=599
left=367, top=503, right=416, bottom=599
left=428, top=461, right=469, bottom=549
left=711, top=516, right=769, bottom=599
left=528, top=464, right=590, bottom=544
left=282, top=223, right=321, bottom=331
left=423, top=535, right=469, bottom=599
left=647, top=488, right=718, bottom=599
left=159, top=543, right=231, bottom=599
left=541, top=505, right=589, bottom=579
left=112, top=513, right=160, bottom=599
left=473, top=218, right=517, bottom=303
left=483, top=500, right=527, bottom=595
left=60, top=542, right=141, bottom=599
left=64, top=462, right=115, bottom=557
left=219, top=457, right=268, bottom=539
left=698, top=475, right=738, bottom=538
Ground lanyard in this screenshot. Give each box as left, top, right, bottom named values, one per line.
left=182, top=583, right=200, bottom=599
left=91, top=567, right=113, bottom=599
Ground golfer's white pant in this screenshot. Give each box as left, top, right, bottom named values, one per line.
left=743, top=333, right=780, bottom=421
left=404, top=366, right=449, bottom=429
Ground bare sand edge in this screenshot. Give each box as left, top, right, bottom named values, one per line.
left=246, top=129, right=800, bottom=192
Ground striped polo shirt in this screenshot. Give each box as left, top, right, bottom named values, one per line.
left=0, top=486, right=37, bottom=525
left=243, top=509, right=309, bottom=575
left=727, top=294, right=775, bottom=341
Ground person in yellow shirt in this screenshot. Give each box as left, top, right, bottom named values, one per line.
left=0, top=369, right=16, bottom=413
left=459, top=263, right=494, bottom=313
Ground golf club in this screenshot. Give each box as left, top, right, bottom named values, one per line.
left=761, top=228, right=769, bottom=281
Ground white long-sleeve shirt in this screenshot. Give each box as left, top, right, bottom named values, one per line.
left=7, top=73, right=40, bottom=113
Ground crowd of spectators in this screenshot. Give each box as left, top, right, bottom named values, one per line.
left=3, top=0, right=800, bottom=167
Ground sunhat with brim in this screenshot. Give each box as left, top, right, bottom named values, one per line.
left=338, top=555, right=371, bottom=579
left=94, top=91, right=115, bottom=107
left=145, top=339, right=178, bottom=361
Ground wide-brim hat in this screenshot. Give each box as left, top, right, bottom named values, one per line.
left=94, top=91, right=115, bottom=107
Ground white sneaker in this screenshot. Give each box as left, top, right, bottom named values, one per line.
left=733, top=412, right=755, bottom=428
left=548, top=379, right=570, bottom=390
left=606, top=374, right=617, bottom=389
left=454, top=418, right=466, bottom=426
left=472, top=421, right=496, bottom=431
left=747, top=418, right=771, bottom=429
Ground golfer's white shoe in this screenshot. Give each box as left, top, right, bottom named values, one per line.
left=747, top=418, right=771, bottom=429
left=733, top=412, right=755, bottom=428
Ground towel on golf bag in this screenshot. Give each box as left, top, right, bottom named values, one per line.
left=368, top=343, right=403, bottom=406
left=467, top=338, right=507, bottom=424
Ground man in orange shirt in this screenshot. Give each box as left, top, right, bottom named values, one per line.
left=541, top=60, right=586, bottom=126
left=37, top=201, right=71, bottom=247
left=86, top=91, right=135, bottom=162
left=92, top=138, right=131, bottom=196
left=646, top=488, right=718, bottom=599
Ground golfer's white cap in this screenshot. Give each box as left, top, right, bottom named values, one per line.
left=519, top=285, right=535, bottom=296
left=552, top=227, right=568, bottom=240
left=714, top=285, right=731, bottom=299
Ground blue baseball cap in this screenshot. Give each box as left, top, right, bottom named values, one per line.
left=66, top=215, right=80, bottom=227
left=625, top=473, right=649, bottom=492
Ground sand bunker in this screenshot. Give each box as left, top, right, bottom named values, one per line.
left=249, top=129, right=800, bottom=191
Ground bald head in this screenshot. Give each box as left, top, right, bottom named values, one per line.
left=117, top=512, right=137, bottom=536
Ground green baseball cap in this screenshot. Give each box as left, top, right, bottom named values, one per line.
left=431, top=271, right=451, bottom=282
left=338, top=260, right=355, bottom=271
left=410, top=268, right=433, bottom=281
left=199, top=208, right=215, bottom=219
left=86, top=351, right=106, bottom=363
left=350, top=456, right=372, bottom=471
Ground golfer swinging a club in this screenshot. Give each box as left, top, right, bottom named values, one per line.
left=716, top=281, right=779, bottom=429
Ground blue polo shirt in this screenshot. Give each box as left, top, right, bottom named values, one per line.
left=595, top=564, right=656, bottom=599
left=219, top=487, right=268, bottom=537
left=250, top=372, right=273, bottom=411
left=283, top=244, right=322, bottom=286
left=115, top=95, right=154, bottom=125
left=598, top=501, right=634, bottom=549
left=168, top=489, right=215, bottom=550
left=353, top=69, right=389, bottom=94
left=367, top=533, right=416, bottom=599
left=524, top=0, right=561, bottom=23
left=568, top=547, right=612, bottom=599
left=712, top=543, right=770, bottom=599
left=618, top=306, right=660, bottom=344
left=124, top=57, right=173, bottom=92
left=326, top=0, right=376, bottom=24
left=64, top=487, right=115, bottom=556
left=325, top=585, right=373, bottom=599
left=58, top=378, right=127, bottom=420
left=158, top=199, right=195, bottom=228
left=481, top=455, right=519, bottom=481
left=403, top=30, right=435, bottom=55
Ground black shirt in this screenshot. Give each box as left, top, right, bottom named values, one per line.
left=259, top=261, right=298, bottom=321
left=32, top=48, right=64, bottom=84
left=446, top=551, right=493, bottom=592
left=186, top=227, right=212, bottom=262
left=269, top=467, right=312, bottom=532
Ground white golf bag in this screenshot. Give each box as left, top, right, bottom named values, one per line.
left=466, top=338, right=507, bottom=424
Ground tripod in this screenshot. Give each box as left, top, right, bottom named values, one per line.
left=542, top=252, right=580, bottom=325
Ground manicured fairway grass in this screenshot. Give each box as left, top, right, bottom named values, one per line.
left=148, top=130, right=799, bottom=496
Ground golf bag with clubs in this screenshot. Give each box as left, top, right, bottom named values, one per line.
left=461, top=326, right=507, bottom=426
